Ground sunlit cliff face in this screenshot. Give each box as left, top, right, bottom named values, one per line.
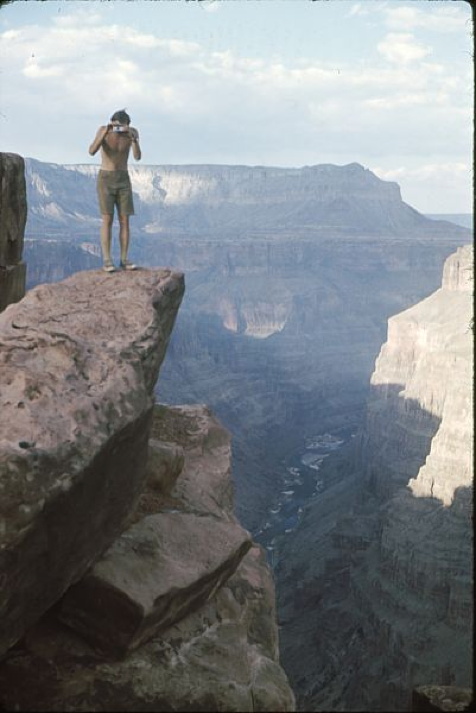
left=217, top=298, right=292, bottom=339
left=369, top=245, right=473, bottom=506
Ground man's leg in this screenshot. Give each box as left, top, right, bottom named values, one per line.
left=119, top=213, right=137, bottom=269
left=100, top=213, right=114, bottom=267
left=118, top=213, right=130, bottom=264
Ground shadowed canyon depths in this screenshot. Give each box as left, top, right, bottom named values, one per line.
left=277, top=245, right=473, bottom=711
left=3, top=154, right=472, bottom=710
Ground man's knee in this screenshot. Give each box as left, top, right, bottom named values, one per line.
left=102, top=214, right=114, bottom=227
left=118, top=214, right=130, bottom=226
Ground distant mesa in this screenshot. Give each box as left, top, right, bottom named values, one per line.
left=24, top=157, right=471, bottom=239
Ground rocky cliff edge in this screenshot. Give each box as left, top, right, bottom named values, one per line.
left=0, top=268, right=294, bottom=711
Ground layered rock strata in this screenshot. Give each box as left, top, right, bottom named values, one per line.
left=0, top=268, right=185, bottom=657
left=0, top=153, right=27, bottom=311
left=278, top=245, right=473, bottom=711
left=25, top=158, right=471, bottom=238
left=0, top=404, right=295, bottom=711
left=23, top=157, right=471, bottom=532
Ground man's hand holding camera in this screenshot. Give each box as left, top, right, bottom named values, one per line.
left=89, top=112, right=141, bottom=161
left=106, top=121, right=138, bottom=142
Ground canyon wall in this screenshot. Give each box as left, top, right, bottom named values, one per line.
left=0, top=153, right=27, bottom=311
left=21, top=158, right=470, bottom=531
left=0, top=267, right=294, bottom=711
left=278, top=245, right=473, bottom=711
left=26, top=159, right=470, bottom=238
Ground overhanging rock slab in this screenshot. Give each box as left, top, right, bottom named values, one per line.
left=58, top=511, right=253, bottom=657
left=0, top=268, right=184, bottom=656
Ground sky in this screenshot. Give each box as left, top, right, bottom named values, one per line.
left=0, top=0, right=473, bottom=213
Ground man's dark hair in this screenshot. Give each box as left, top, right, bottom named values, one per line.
left=111, top=109, right=131, bottom=125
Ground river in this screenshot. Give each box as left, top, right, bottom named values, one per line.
left=252, top=427, right=355, bottom=567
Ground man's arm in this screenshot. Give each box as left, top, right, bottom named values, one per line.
left=129, top=127, right=142, bottom=161
left=89, top=125, right=109, bottom=156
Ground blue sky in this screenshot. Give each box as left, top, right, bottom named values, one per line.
left=0, top=0, right=473, bottom=212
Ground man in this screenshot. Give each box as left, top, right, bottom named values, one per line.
left=89, top=109, right=141, bottom=272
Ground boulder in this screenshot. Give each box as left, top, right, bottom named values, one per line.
left=58, top=511, right=252, bottom=657
left=150, top=403, right=236, bottom=518
left=0, top=268, right=184, bottom=656
left=0, top=547, right=295, bottom=712
left=145, top=438, right=184, bottom=493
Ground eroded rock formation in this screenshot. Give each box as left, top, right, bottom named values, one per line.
left=0, top=403, right=295, bottom=711
left=278, top=245, right=473, bottom=711
left=0, top=153, right=27, bottom=311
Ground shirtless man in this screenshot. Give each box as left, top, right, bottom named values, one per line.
left=89, top=109, right=142, bottom=272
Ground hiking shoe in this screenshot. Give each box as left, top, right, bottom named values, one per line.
left=103, top=260, right=115, bottom=273
left=120, top=260, right=138, bottom=271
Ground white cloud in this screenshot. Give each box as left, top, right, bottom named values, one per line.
left=2, top=28, right=22, bottom=40
left=199, top=1, right=222, bottom=13
left=373, top=162, right=470, bottom=182
left=346, top=2, right=377, bottom=18
left=372, top=161, right=472, bottom=212
left=0, top=6, right=471, bottom=211
left=346, top=2, right=470, bottom=34
left=377, top=32, right=432, bottom=64
left=384, top=4, right=469, bottom=33
left=348, top=4, right=363, bottom=17
left=22, top=58, right=65, bottom=78
left=54, top=9, right=103, bottom=27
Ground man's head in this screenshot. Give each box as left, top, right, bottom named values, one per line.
left=110, top=109, right=131, bottom=125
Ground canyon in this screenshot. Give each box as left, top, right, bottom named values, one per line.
left=0, top=155, right=294, bottom=710
left=3, top=153, right=472, bottom=710
left=22, top=158, right=470, bottom=533
left=277, top=245, right=473, bottom=711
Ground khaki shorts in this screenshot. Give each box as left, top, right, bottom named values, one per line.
left=97, top=170, right=135, bottom=216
